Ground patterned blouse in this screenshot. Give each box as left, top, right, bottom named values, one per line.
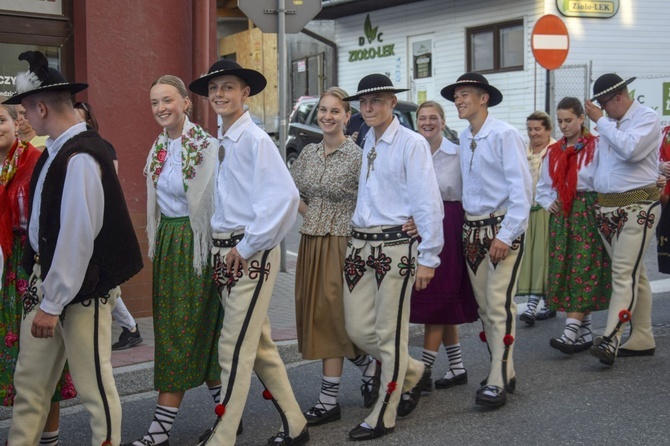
left=290, top=138, right=362, bottom=237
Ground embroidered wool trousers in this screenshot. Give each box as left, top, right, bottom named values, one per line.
left=342, top=229, right=424, bottom=429
left=9, top=265, right=121, bottom=446
left=205, top=239, right=305, bottom=446
left=596, top=201, right=660, bottom=349
left=463, top=214, right=524, bottom=390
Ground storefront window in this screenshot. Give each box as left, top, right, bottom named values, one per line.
left=0, top=0, right=63, bottom=16
left=0, top=44, right=61, bottom=98
left=467, top=19, right=524, bottom=73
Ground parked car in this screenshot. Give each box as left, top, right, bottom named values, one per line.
left=285, top=96, right=458, bottom=168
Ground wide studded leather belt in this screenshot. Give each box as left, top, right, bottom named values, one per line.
left=351, top=225, right=409, bottom=241
left=212, top=233, right=244, bottom=247
left=465, top=214, right=505, bottom=227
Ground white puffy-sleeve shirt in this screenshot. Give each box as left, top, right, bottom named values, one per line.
left=460, top=115, right=531, bottom=246
left=352, top=117, right=444, bottom=268
left=211, top=112, right=299, bottom=260
left=433, top=137, right=463, bottom=202
left=593, top=100, right=661, bottom=193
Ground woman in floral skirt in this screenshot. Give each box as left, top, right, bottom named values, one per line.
left=536, top=97, right=611, bottom=355
left=0, top=99, right=76, bottom=444
left=124, top=75, right=223, bottom=446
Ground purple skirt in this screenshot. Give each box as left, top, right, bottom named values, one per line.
left=410, top=201, right=479, bottom=325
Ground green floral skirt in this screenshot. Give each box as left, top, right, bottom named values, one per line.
left=153, top=216, right=223, bottom=392
left=546, top=192, right=612, bottom=313
left=0, top=231, right=76, bottom=406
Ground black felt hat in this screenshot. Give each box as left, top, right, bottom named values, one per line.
left=188, top=59, right=267, bottom=97
left=440, top=72, right=503, bottom=107
left=5, top=51, right=88, bottom=104
left=591, top=73, right=635, bottom=101
left=342, top=74, right=408, bottom=101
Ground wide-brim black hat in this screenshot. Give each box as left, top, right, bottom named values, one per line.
left=342, top=74, right=408, bottom=101
left=590, top=73, right=635, bottom=101
left=189, top=59, right=267, bottom=97
left=440, top=72, right=503, bottom=107
left=5, top=51, right=88, bottom=105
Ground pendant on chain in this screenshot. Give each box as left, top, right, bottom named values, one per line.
left=469, top=139, right=477, bottom=172
left=366, top=147, right=377, bottom=180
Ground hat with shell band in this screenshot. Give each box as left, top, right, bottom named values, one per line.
left=590, top=73, right=635, bottom=101
left=342, top=73, right=408, bottom=101
left=5, top=51, right=88, bottom=105
left=189, top=59, right=267, bottom=97
left=440, top=72, right=503, bottom=107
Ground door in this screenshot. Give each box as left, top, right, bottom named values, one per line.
left=407, top=34, right=435, bottom=105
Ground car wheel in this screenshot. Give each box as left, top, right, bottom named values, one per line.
left=286, top=151, right=298, bottom=169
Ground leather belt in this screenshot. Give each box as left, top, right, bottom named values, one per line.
left=212, top=233, right=244, bottom=247
left=351, top=225, right=409, bottom=241
left=465, top=214, right=505, bottom=227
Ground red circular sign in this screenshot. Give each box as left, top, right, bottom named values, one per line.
left=531, top=14, right=570, bottom=70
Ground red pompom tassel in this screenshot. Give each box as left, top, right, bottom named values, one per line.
left=215, top=403, right=226, bottom=417
left=479, top=331, right=487, bottom=343
left=262, top=389, right=273, bottom=400
left=386, top=381, right=397, bottom=394
left=618, top=309, right=632, bottom=323
left=503, top=334, right=515, bottom=346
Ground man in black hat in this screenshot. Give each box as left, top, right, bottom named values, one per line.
left=441, top=72, right=530, bottom=408
left=189, top=60, right=308, bottom=446
left=340, top=74, right=443, bottom=441
left=585, top=74, right=661, bottom=366
left=6, top=51, right=143, bottom=445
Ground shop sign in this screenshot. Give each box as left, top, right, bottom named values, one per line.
left=557, top=0, right=619, bottom=18
left=348, top=14, right=395, bottom=63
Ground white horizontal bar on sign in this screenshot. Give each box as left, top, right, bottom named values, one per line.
left=533, top=34, right=569, bottom=50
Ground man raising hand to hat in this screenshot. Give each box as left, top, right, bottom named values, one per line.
left=189, top=60, right=307, bottom=446
left=585, top=74, right=661, bottom=366
left=341, top=74, right=443, bottom=441
left=441, top=72, right=531, bottom=408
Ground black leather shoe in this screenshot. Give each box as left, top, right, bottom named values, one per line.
left=589, top=336, right=618, bottom=366
left=519, top=311, right=536, bottom=326
left=479, top=376, right=515, bottom=394
left=435, top=370, right=468, bottom=389
left=266, top=426, right=309, bottom=446
left=535, top=309, right=557, bottom=320
left=550, top=337, right=575, bottom=355
left=361, top=365, right=381, bottom=408
left=397, top=367, right=432, bottom=417
left=573, top=340, right=593, bottom=354
left=476, top=385, right=507, bottom=407
left=617, top=347, right=655, bottom=357
left=348, top=424, right=394, bottom=441
left=305, top=403, right=341, bottom=426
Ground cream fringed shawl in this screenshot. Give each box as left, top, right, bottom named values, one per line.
left=144, top=116, right=217, bottom=275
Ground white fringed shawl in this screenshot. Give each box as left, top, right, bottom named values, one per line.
left=144, top=116, right=217, bottom=275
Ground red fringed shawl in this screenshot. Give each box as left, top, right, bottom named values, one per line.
left=0, top=140, right=41, bottom=258
left=660, top=126, right=670, bottom=195
left=548, top=131, right=597, bottom=216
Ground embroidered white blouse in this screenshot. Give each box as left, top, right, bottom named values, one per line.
left=156, top=137, right=189, bottom=217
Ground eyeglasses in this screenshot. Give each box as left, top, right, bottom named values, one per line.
left=596, top=93, right=618, bottom=108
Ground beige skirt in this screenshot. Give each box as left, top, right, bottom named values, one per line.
left=295, top=234, right=360, bottom=360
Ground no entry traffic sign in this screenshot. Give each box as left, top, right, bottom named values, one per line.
left=531, top=14, right=570, bottom=70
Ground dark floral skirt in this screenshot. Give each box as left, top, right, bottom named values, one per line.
left=546, top=192, right=612, bottom=313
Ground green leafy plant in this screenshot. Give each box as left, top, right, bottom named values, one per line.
left=364, top=14, right=378, bottom=44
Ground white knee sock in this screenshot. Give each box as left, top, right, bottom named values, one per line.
left=560, top=318, right=581, bottom=344
left=443, top=343, right=465, bottom=379
left=525, top=295, right=540, bottom=315
left=421, top=349, right=438, bottom=368
left=39, top=430, right=59, bottom=446
left=137, top=405, right=178, bottom=445
left=312, top=376, right=340, bottom=412
left=350, top=354, right=376, bottom=392
left=208, top=384, right=222, bottom=404
left=575, top=314, right=592, bottom=344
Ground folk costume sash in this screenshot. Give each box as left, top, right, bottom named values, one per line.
left=145, top=116, right=217, bottom=275
left=548, top=130, right=596, bottom=216
left=0, top=139, right=39, bottom=257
